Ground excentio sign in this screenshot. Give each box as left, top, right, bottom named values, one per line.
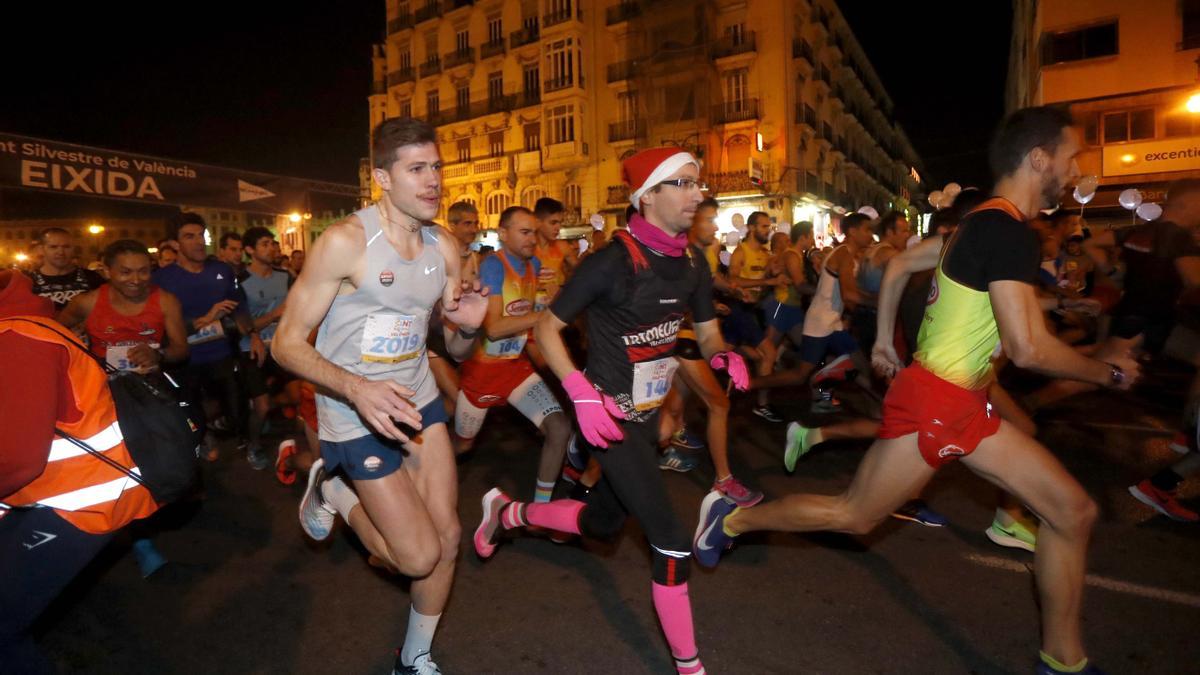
left=1103, top=136, right=1200, bottom=177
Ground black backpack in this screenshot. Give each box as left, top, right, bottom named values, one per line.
left=6, top=318, right=202, bottom=504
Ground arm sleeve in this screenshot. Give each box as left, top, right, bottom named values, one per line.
left=0, top=334, right=68, bottom=499
left=478, top=256, right=505, bottom=296
left=688, top=256, right=717, bottom=323
left=550, top=246, right=621, bottom=324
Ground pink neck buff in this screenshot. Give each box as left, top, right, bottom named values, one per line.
left=628, top=214, right=688, bottom=258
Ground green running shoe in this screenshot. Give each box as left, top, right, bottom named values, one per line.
left=985, top=517, right=1038, bottom=552
left=784, top=422, right=815, bottom=473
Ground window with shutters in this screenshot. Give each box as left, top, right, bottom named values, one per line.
left=546, top=104, right=575, bottom=144
left=427, top=89, right=440, bottom=115
left=524, top=122, right=541, bottom=151
left=486, top=192, right=511, bottom=215
left=489, top=131, right=505, bottom=157
left=488, top=72, right=504, bottom=101
left=457, top=139, right=471, bottom=163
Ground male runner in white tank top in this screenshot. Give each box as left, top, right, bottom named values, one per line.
left=273, top=117, right=487, bottom=675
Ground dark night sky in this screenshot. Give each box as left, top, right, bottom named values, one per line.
left=1, top=1, right=1009, bottom=218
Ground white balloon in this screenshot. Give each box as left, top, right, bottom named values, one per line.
left=857, top=206, right=879, bottom=220
left=1118, top=188, right=1143, bottom=211
left=723, top=231, right=741, bottom=247
left=1072, top=186, right=1094, bottom=205
left=718, top=249, right=732, bottom=266
left=928, top=190, right=946, bottom=210
left=578, top=238, right=590, bottom=254
left=589, top=214, right=605, bottom=231
left=1136, top=202, right=1162, bottom=221
left=943, top=182, right=962, bottom=199
left=1076, top=175, right=1099, bottom=199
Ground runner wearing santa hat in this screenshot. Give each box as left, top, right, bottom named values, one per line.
left=473, top=147, right=749, bottom=675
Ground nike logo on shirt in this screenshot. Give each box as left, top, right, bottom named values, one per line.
left=216, top=274, right=224, bottom=280
left=424, top=266, right=438, bottom=275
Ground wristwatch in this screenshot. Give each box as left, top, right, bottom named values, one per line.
left=1108, top=363, right=1125, bottom=387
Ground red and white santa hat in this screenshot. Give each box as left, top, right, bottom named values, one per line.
left=622, top=147, right=700, bottom=208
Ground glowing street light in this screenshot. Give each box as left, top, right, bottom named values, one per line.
left=1188, top=93, right=1200, bottom=113
left=15, top=252, right=28, bottom=262
left=289, top=212, right=302, bottom=223
left=87, top=224, right=105, bottom=235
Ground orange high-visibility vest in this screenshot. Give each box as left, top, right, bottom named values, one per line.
left=0, top=316, right=158, bottom=534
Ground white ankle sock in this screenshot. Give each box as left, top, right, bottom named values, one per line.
left=322, top=475, right=360, bottom=520
left=400, top=606, right=441, bottom=666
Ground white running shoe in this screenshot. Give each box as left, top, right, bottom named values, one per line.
left=298, top=459, right=337, bottom=541
left=393, top=652, right=441, bottom=674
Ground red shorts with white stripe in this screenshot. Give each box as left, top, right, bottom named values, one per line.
left=459, top=356, right=536, bottom=408
left=877, top=363, right=1001, bottom=469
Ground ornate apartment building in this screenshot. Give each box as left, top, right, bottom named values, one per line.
left=370, top=0, right=924, bottom=241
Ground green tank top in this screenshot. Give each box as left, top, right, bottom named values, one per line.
left=913, top=199, right=1024, bottom=390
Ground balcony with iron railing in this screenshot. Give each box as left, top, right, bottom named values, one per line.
left=544, top=75, right=577, bottom=93
left=711, top=32, right=756, bottom=60
left=607, top=59, right=638, bottom=83
left=386, top=67, right=416, bottom=87
left=444, top=47, right=475, bottom=69
left=373, top=80, right=386, bottom=95
left=608, top=119, right=645, bottom=142
left=481, top=39, right=506, bottom=58
left=420, top=58, right=442, bottom=78
left=708, top=171, right=758, bottom=194
left=796, top=104, right=817, bottom=128
left=388, top=14, right=414, bottom=34
left=516, top=90, right=541, bottom=108
left=510, top=25, right=539, bottom=48
left=443, top=0, right=474, bottom=14
left=415, top=2, right=442, bottom=23
left=792, top=39, right=814, bottom=64
left=821, top=122, right=833, bottom=141
left=606, top=1, right=641, bottom=26
left=543, top=5, right=582, bottom=28
left=712, top=98, right=759, bottom=125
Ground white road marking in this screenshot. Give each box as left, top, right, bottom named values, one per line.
left=964, top=553, right=1200, bottom=609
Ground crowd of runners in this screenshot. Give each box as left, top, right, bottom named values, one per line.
left=3, top=106, right=1199, bottom=675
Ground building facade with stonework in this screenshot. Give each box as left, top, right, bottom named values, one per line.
left=1009, top=0, right=1200, bottom=224
left=370, top=0, right=924, bottom=243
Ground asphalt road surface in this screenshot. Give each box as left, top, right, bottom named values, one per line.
left=37, top=362, right=1200, bottom=674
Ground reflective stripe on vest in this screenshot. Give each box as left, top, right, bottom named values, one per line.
left=37, top=467, right=143, bottom=511
left=48, top=421, right=124, bottom=462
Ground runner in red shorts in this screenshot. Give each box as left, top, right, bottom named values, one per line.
left=693, top=107, right=1142, bottom=675
left=453, top=206, right=570, bottom=504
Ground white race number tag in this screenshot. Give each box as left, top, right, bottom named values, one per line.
left=106, top=342, right=160, bottom=372
left=361, top=313, right=426, bottom=363
left=484, top=333, right=527, bottom=359
left=631, top=357, right=679, bottom=411
left=188, top=320, right=225, bottom=345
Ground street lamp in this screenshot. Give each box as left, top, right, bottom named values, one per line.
left=87, top=224, right=104, bottom=235
left=15, top=252, right=28, bottom=262
left=1188, top=93, right=1200, bottom=113
left=289, top=212, right=302, bottom=224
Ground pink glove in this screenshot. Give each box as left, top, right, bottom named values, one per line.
left=562, top=370, right=625, bottom=448
left=710, top=351, right=749, bottom=391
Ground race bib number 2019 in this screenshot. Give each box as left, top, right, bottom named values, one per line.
left=361, top=313, right=426, bottom=363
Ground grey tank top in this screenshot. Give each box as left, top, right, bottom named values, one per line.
left=315, top=204, right=447, bottom=441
